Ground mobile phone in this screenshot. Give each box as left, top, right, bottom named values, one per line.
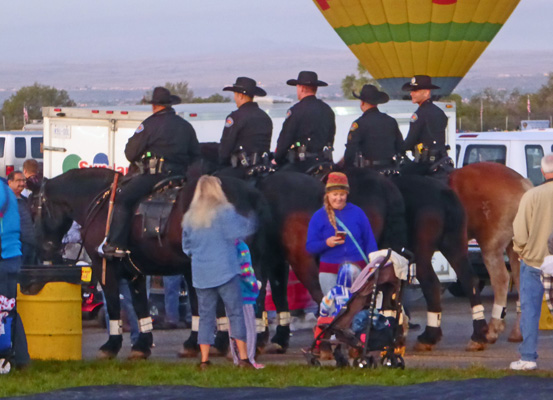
left=336, top=231, right=346, bottom=240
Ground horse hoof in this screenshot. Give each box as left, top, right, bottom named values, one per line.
left=413, top=341, right=434, bottom=352
left=465, top=340, right=486, bottom=352
left=128, top=350, right=150, bottom=360
left=177, top=347, right=199, bottom=358
left=485, top=333, right=498, bottom=344
left=265, top=343, right=288, bottom=354
left=486, top=318, right=505, bottom=344
left=507, top=333, right=523, bottom=343
left=97, top=350, right=117, bottom=360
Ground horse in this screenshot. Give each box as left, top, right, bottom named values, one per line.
left=35, top=167, right=278, bottom=359
left=449, top=162, right=533, bottom=343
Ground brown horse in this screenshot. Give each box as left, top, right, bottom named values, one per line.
left=449, top=162, right=532, bottom=343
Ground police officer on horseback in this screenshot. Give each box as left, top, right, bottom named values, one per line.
left=400, top=75, right=453, bottom=182
left=218, top=77, right=272, bottom=179
left=275, top=71, right=335, bottom=172
left=101, top=86, right=200, bottom=258
left=344, top=84, right=404, bottom=174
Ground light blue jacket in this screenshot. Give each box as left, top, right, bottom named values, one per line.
left=182, top=206, right=256, bottom=289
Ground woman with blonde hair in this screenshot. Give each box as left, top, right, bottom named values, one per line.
left=182, top=175, right=256, bottom=369
left=306, top=172, right=377, bottom=295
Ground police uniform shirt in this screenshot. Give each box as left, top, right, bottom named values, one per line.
left=344, top=107, right=404, bottom=168
left=402, top=99, right=448, bottom=153
left=125, top=107, right=200, bottom=169
left=275, top=95, right=336, bottom=163
left=218, top=101, right=272, bottom=165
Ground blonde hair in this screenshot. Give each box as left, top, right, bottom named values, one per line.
left=324, top=193, right=338, bottom=233
left=182, top=175, right=232, bottom=229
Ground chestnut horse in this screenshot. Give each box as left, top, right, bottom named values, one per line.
left=449, top=162, right=532, bottom=343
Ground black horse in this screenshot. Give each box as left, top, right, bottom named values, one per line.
left=35, top=167, right=278, bottom=359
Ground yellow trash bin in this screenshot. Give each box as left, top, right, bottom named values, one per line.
left=17, top=266, right=82, bottom=360
left=539, top=297, right=553, bottom=330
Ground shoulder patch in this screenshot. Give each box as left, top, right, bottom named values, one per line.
left=349, top=122, right=359, bottom=132
left=225, top=117, right=234, bottom=128
left=285, top=109, right=292, bottom=119
left=410, top=113, right=418, bottom=123
left=135, top=124, right=144, bottom=134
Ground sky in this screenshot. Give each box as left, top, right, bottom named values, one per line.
left=0, top=1, right=552, bottom=91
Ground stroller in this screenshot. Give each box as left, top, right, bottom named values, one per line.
left=0, top=295, right=17, bottom=374
left=303, top=249, right=412, bottom=369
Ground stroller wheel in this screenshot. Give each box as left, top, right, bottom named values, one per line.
left=0, top=359, right=12, bottom=374
left=381, top=354, right=405, bottom=369
left=302, top=349, right=321, bottom=367
left=354, top=356, right=378, bottom=369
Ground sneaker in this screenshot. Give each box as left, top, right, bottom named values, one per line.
left=509, top=359, right=537, bottom=370
left=237, top=359, right=255, bottom=369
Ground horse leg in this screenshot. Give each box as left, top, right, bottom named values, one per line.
left=98, top=263, right=124, bottom=359
left=479, top=243, right=509, bottom=344
left=127, top=274, right=154, bottom=360
left=440, top=242, right=488, bottom=351
left=507, top=244, right=523, bottom=342
left=267, top=258, right=291, bottom=354
left=413, top=245, right=443, bottom=352
left=179, top=266, right=200, bottom=358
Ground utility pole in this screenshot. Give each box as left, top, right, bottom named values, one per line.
left=480, top=98, right=483, bottom=131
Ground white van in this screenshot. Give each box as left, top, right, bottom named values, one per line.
left=456, top=129, right=553, bottom=186
left=0, top=131, right=43, bottom=178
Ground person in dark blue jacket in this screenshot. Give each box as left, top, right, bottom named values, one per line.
left=0, top=177, right=30, bottom=369
left=306, top=172, right=377, bottom=295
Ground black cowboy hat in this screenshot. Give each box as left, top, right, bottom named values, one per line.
left=286, top=71, right=328, bottom=87
left=148, top=87, right=181, bottom=105
left=352, top=84, right=389, bottom=105
left=223, top=77, right=267, bottom=97
left=401, top=75, right=441, bottom=91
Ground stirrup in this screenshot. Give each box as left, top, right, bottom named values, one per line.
left=100, top=243, right=128, bottom=258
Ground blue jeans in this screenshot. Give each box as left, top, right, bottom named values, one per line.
left=196, top=275, right=246, bottom=345
left=519, top=261, right=544, bottom=362
left=0, top=256, right=30, bottom=367
left=163, top=275, right=182, bottom=324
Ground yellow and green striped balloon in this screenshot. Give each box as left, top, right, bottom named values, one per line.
left=313, top=0, right=520, bottom=98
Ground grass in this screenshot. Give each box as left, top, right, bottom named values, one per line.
left=2, top=361, right=553, bottom=397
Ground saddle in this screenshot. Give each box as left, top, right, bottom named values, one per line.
left=134, top=177, right=184, bottom=241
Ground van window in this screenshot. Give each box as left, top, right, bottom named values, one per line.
left=0, top=138, right=4, bottom=157
left=462, top=145, right=506, bottom=166
left=14, top=137, right=26, bottom=158
left=31, top=137, right=43, bottom=159
left=526, top=145, right=544, bottom=186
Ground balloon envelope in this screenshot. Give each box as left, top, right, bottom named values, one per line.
left=313, top=0, right=520, bottom=98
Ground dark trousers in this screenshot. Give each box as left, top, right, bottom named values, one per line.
left=107, top=174, right=167, bottom=248
left=0, top=256, right=30, bottom=367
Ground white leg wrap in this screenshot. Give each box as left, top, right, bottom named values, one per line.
left=472, top=304, right=485, bottom=320
left=217, top=317, right=229, bottom=331
left=491, top=303, right=507, bottom=320
left=139, top=317, right=153, bottom=333
left=516, top=300, right=521, bottom=314
left=276, top=311, right=291, bottom=326
left=399, top=310, right=404, bottom=325
left=109, top=320, right=123, bottom=335
left=191, top=316, right=199, bottom=332
left=382, top=310, right=396, bottom=318
left=256, top=318, right=265, bottom=333
left=427, top=312, right=442, bottom=328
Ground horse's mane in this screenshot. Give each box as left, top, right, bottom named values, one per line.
left=45, top=168, right=118, bottom=201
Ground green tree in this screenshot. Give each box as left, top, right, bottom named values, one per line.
left=141, top=82, right=230, bottom=104
left=341, top=62, right=380, bottom=99
left=1, top=83, right=75, bottom=129
left=192, top=93, right=231, bottom=103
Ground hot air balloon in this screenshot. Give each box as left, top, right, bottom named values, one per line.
left=313, top=0, right=520, bottom=98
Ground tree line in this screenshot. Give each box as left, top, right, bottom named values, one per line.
left=342, top=62, right=553, bottom=132
left=0, top=82, right=230, bottom=130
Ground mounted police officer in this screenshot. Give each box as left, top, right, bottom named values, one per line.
left=400, top=75, right=453, bottom=182
left=218, top=77, right=272, bottom=179
left=101, top=86, right=200, bottom=258
left=275, top=71, right=335, bottom=172
left=344, top=84, right=404, bottom=174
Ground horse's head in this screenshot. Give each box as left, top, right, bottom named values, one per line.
left=34, top=180, right=78, bottom=263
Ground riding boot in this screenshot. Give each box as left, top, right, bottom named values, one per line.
left=102, top=208, right=132, bottom=257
